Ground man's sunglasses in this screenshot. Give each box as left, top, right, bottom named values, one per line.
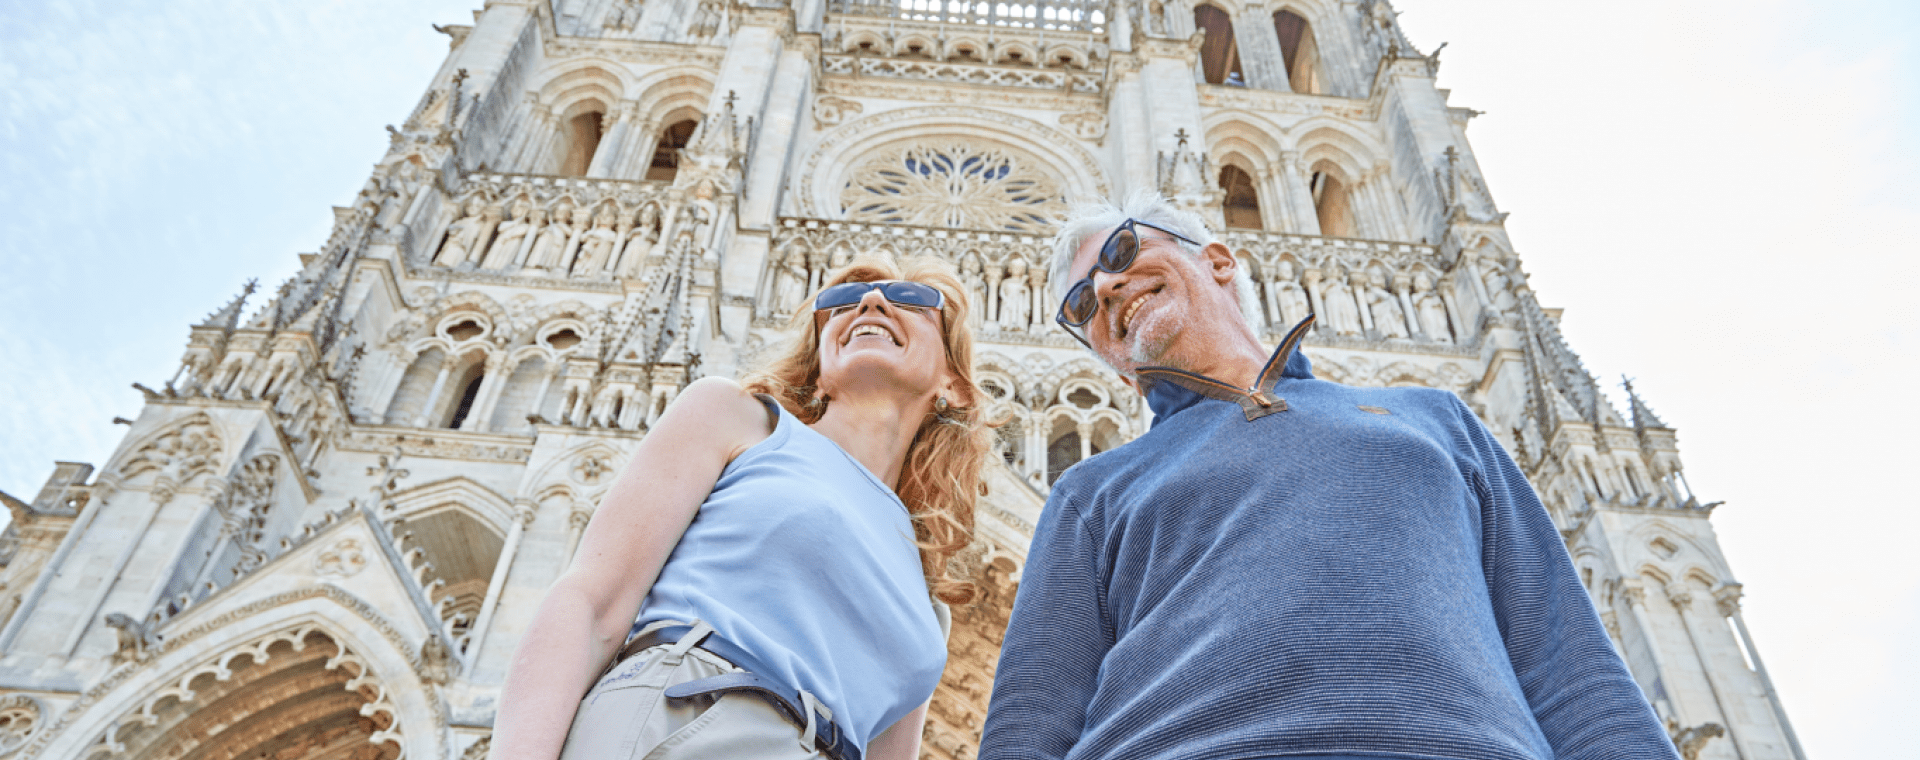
left=1055, top=219, right=1200, bottom=331
left=814, top=280, right=946, bottom=315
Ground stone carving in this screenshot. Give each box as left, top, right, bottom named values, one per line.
left=604, top=0, right=643, bottom=30
left=218, top=454, right=282, bottom=576
left=1321, top=268, right=1364, bottom=337
left=960, top=254, right=988, bottom=329
left=1666, top=720, right=1726, bottom=760
left=315, top=538, right=370, bottom=578
left=769, top=244, right=811, bottom=317
left=0, top=695, right=42, bottom=755
left=525, top=202, right=577, bottom=271
left=461, top=735, right=492, bottom=760
left=420, top=634, right=453, bottom=684
left=434, top=197, right=497, bottom=267
left=812, top=95, right=863, bottom=128
left=1364, top=273, right=1409, bottom=339
left=1412, top=273, right=1452, bottom=343
left=999, top=257, right=1032, bottom=330
left=103, top=613, right=161, bottom=664
left=573, top=452, right=614, bottom=485
left=1266, top=260, right=1311, bottom=329
left=842, top=142, right=1063, bottom=234
left=1059, top=108, right=1107, bottom=140
left=479, top=198, right=534, bottom=269
left=570, top=209, right=621, bottom=278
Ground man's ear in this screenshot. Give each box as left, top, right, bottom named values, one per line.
left=1202, top=241, right=1238, bottom=286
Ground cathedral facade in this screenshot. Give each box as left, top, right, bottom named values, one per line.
left=0, top=1, right=1805, bottom=759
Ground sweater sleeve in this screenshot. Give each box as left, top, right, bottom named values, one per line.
left=1456, top=398, right=1681, bottom=760
left=978, top=486, right=1112, bottom=760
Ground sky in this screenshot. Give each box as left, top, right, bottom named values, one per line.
left=2, top=0, right=1916, bottom=755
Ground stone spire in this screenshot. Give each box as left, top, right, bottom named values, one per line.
left=195, top=279, right=259, bottom=333
left=1623, top=376, right=1669, bottom=432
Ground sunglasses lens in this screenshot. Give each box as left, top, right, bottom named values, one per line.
left=1060, top=281, right=1097, bottom=325
left=814, top=280, right=945, bottom=312
left=881, top=281, right=943, bottom=309
left=1100, top=229, right=1138, bottom=272
left=814, top=282, right=870, bottom=311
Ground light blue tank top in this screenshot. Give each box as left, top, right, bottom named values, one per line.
left=635, top=397, right=948, bottom=749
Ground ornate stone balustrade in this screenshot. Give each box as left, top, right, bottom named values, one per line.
left=821, top=54, right=1102, bottom=94
left=830, top=0, right=1107, bottom=33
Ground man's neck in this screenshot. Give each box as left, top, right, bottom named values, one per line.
left=1145, top=327, right=1270, bottom=390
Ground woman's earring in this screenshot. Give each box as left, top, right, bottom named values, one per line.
left=934, top=395, right=950, bottom=413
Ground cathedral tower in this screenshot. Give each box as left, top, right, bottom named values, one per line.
left=0, top=1, right=1801, bottom=759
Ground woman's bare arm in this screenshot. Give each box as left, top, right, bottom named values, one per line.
left=867, top=701, right=930, bottom=760
left=490, top=377, right=773, bottom=760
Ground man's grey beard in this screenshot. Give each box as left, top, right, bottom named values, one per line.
left=1124, top=310, right=1185, bottom=368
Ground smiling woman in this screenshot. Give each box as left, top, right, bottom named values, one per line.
left=492, top=252, right=999, bottom=760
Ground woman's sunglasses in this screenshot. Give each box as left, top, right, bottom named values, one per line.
left=1055, top=219, right=1200, bottom=329
left=813, top=280, right=946, bottom=315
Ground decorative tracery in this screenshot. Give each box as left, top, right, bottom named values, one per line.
left=841, top=142, right=1063, bottom=234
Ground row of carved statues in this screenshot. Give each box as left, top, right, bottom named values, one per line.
left=429, top=194, right=709, bottom=279
left=1252, top=260, right=1461, bottom=343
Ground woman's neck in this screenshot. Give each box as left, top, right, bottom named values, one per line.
left=809, top=391, right=930, bottom=489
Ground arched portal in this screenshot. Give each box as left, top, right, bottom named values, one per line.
left=94, top=627, right=400, bottom=760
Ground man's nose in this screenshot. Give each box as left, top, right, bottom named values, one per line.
left=1090, top=267, right=1130, bottom=312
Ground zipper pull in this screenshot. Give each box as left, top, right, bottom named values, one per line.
left=1248, top=389, right=1277, bottom=407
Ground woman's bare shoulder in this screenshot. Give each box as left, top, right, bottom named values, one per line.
left=653, top=377, right=776, bottom=459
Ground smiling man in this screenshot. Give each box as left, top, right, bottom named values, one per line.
left=976, top=191, right=1677, bottom=760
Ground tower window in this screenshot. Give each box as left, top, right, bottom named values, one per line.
left=445, top=365, right=486, bottom=429
left=1272, top=10, right=1323, bottom=94
left=1220, top=165, right=1263, bottom=229
left=560, top=108, right=607, bottom=177
left=1193, top=5, right=1243, bottom=86
left=646, top=119, right=700, bottom=182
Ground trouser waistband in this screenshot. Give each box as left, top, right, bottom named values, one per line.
left=618, top=622, right=861, bottom=760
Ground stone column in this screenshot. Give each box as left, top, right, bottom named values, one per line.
left=1233, top=8, right=1290, bottom=92
left=1303, top=268, right=1326, bottom=324
left=466, top=503, right=535, bottom=665
left=411, top=354, right=459, bottom=428
left=1621, top=582, right=1689, bottom=723
left=585, top=105, right=636, bottom=178
left=1717, top=585, right=1809, bottom=760
left=462, top=353, right=512, bottom=432
left=1393, top=274, right=1421, bottom=339
left=1279, top=151, right=1321, bottom=235
left=1669, top=583, right=1753, bottom=760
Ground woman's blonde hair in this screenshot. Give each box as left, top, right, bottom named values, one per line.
left=742, top=254, right=997, bottom=605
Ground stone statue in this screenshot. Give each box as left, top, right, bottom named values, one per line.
left=104, top=612, right=159, bottom=664
left=1413, top=273, right=1452, bottom=343
left=982, top=260, right=1004, bottom=328
left=433, top=198, right=493, bottom=267
left=772, top=245, right=810, bottom=316
left=999, top=257, right=1031, bottom=331
left=1365, top=273, right=1409, bottom=339
left=421, top=633, right=453, bottom=684
left=1481, top=260, right=1516, bottom=310
left=829, top=243, right=853, bottom=270
left=1027, top=259, right=1049, bottom=328
left=558, top=206, right=594, bottom=272
left=960, top=254, right=987, bottom=329
left=571, top=210, right=621, bottom=277
left=1270, top=260, right=1311, bottom=328
left=525, top=202, right=576, bottom=271
left=480, top=199, right=533, bottom=269
left=1322, top=268, right=1363, bottom=337
left=605, top=0, right=644, bottom=30
left=616, top=204, right=660, bottom=277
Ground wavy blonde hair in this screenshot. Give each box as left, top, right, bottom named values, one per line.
left=742, top=254, right=997, bottom=605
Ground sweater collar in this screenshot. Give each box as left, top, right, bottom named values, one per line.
left=1139, top=314, right=1316, bottom=424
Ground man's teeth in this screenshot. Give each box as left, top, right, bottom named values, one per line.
left=1122, top=293, right=1154, bottom=331
left=849, top=324, right=898, bottom=345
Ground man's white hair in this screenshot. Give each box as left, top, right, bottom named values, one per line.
left=1047, top=188, right=1259, bottom=328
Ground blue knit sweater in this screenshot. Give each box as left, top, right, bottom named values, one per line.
left=979, top=327, right=1677, bottom=760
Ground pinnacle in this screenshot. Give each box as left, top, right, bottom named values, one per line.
left=196, top=279, right=259, bottom=331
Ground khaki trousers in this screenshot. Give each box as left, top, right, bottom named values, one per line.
left=558, top=626, right=827, bottom=760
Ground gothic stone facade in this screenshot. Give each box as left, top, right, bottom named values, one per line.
left=0, top=1, right=1804, bottom=759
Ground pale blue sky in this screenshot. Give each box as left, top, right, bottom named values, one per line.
left=3, top=0, right=1915, bottom=754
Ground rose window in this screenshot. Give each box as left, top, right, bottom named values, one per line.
left=841, top=142, right=1063, bottom=234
